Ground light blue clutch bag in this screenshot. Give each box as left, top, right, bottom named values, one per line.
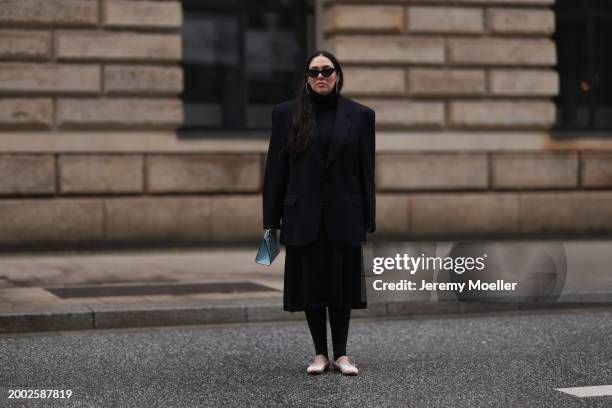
left=255, top=228, right=280, bottom=265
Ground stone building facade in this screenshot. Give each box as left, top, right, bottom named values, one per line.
left=0, top=0, right=610, bottom=249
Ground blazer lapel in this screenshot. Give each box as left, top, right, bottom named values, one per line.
left=307, top=94, right=353, bottom=170
left=325, top=94, right=353, bottom=169
left=307, top=122, right=326, bottom=170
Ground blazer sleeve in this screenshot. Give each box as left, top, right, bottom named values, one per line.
left=360, top=108, right=376, bottom=234
left=262, top=106, right=289, bottom=229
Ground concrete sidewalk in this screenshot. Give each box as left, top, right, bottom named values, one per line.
left=0, top=244, right=611, bottom=333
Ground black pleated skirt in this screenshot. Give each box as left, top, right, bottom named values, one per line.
left=283, top=212, right=368, bottom=312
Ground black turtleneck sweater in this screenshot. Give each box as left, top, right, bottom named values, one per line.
left=308, top=84, right=338, bottom=163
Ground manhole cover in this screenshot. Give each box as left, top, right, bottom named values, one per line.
left=47, top=282, right=278, bottom=299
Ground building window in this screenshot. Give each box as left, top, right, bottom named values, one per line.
left=553, top=0, right=612, bottom=134
left=180, top=0, right=315, bottom=137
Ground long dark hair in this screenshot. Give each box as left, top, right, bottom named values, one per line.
left=281, top=50, right=344, bottom=159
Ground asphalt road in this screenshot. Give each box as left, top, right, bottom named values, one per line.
left=0, top=308, right=611, bottom=407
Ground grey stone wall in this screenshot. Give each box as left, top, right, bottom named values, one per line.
left=322, top=0, right=612, bottom=240
left=0, top=0, right=611, bottom=248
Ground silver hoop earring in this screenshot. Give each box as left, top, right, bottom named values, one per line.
left=305, top=81, right=311, bottom=95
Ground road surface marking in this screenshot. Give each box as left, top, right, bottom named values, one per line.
left=556, top=385, right=612, bottom=397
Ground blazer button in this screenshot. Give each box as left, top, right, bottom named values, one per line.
left=320, top=202, right=325, bottom=207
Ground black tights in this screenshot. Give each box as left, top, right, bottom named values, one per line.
left=304, top=305, right=351, bottom=361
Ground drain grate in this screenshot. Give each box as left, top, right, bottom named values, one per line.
left=46, top=281, right=279, bottom=299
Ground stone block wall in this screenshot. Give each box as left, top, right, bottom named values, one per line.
left=0, top=0, right=611, bottom=249
left=321, top=0, right=612, bottom=240
left=323, top=0, right=558, bottom=132
left=0, top=0, right=204, bottom=248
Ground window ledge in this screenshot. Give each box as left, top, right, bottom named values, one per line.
left=0, top=130, right=611, bottom=153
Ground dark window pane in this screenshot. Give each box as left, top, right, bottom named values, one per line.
left=554, top=0, right=612, bottom=133
left=555, top=18, right=590, bottom=129
left=180, top=0, right=314, bottom=134
left=595, top=21, right=612, bottom=127
left=246, top=12, right=308, bottom=127
left=182, top=12, right=241, bottom=128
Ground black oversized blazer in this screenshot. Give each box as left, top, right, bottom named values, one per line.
left=262, top=94, right=376, bottom=247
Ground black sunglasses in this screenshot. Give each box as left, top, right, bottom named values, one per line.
left=307, top=67, right=336, bottom=78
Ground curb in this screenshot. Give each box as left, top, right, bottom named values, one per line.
left=1, top=299, right=612, bottom=334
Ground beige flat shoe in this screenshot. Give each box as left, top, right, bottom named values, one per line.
left=306, top=354, right=330, bottom=375
left=331, top=356, right=358, bottom=375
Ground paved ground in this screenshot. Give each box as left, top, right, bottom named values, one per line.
left=1, top=308, right=610, bottom=407
left=0, top=241, right=611, bottom=334
left=1, top=240, right=611, bottom=308
left=0, top=247, right=285, bottom=307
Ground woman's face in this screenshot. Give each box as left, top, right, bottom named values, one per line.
left=306, top=55, right=339, bottom=96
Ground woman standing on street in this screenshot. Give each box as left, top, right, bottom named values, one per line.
left=262, top=50, right=376, bottom=376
